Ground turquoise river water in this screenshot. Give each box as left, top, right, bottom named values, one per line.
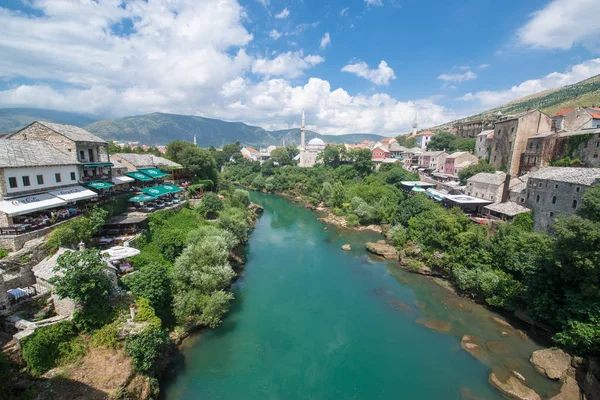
left=161, top=191, right=560, bottom=400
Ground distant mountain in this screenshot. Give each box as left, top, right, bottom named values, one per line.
left=433, top=74, right=600, bottom=131
left=0, top=108, right=97, bottom=133
left=83, top=112, right=386, bottom=147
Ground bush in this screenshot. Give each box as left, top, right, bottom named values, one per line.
left=0, top=249, right=8, bottom=259
left=232, top=189, right=250, bottom=208
left=331, top=207, right=345, bottom=216
left=125, top=326, right=172, bottom=376
left=251, top=174, right=265, bottom=190
left=91, top=322, right=121, bottom=349
left=134, top=298, right=162, bottom=328
left=122, top=263, right=172, bottom=321
left=389, top=225, right=408, bottom=248
left=346, top=214, right=359, bottom=227
left=218, top=207, right=250, bottom=243
left=22, top=321, right=77, bottom=376
left=200, top=192, right=224, bottom=217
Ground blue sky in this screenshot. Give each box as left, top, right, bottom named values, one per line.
left=0, top=0, right=599, bottom=135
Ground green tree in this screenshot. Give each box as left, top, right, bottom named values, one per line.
left=270, top=147, right=294, bottom=166
left=347, top=148, right=374, bottom=175
left=579, top=185, right=600, bottom=222
left=179, top=146, right=218, bottom=182
left=320, top=144, right=345, bottom=167
left=201, top=192, right=224, bottom=218
left=458, top=160, right=497, bottom=185
left=330, top=182, right=346, bottom=208
left=125, top=326, right=172, bottom=376
left=21, top=321, right=77, bottom=376
left=232, top=189, right=251, bottom=208
left=427, top=132, right=455, bottom=151
left=50, top=249, right=113, bottom=330
left=218, top=207, right=251, bottom=243
left=122, top=263, right=173, bottom=322
left=320, top=182, right=333, bottom=204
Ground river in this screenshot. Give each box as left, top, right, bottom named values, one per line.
left=161, top=191, right=560, bottom=399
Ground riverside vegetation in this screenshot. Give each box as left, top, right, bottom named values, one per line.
left=224, top=144, right=600, bottom=358
left=8, top=141, right=257, bottom=399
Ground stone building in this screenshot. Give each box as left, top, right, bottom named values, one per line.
left=524, top=167, right=600, bottom=231
left=241, top=147, right=259, bottom=160
left=388, top=142, right=408, bottom=159
left=417, top=151, right=448, bottom=172
left=551, top=107, right=600, bottom=132
left=475, top=130, right=494, bottom=160
left=298, top=111, right=326, bottom=168
left=111, top=153, right=182, bottom=171
left=371, top=146, right=391, bottom=161
left=442, top=151, right=478, bottom=177
left=489, top=110, right=553, bottom=176
left=554, top=128, right=600, bottom=168
left=454, top=119, right=494, bottom=138
left=519, top=131, right=559, bottom=175
left=414, top=131, right=434, bottom=150
left=8, top=121, right=112, bottom=183
left=466, top=172, right=507, bottom=202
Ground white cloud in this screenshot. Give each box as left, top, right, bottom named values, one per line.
left=518, top=0, right=600, bottom=52
left=365, top=0, right=383, bottom=7
left=0, top=0, right=455, bottom=135
left=275, top=8, right=290, bottom=19
left=252, top=51, right=324, bottom=78
left=341, top=60, right=396, bottom=85
left=459, top=58, right=600, bottom=108
left=320, top=32, right=331, bottom=49
left=438, top=70, right=477, bottom=83
left=340, top=7, right=349, bottom=16
left=269, top=29, right=282, bottom=40
left=477, top=64, right=490, bottom=70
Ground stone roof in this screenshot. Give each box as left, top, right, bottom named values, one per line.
left=421, top=150, right=446, bottom=157
left=496, top=110, right=537, bottom=122
left=510, top=181, right=527, bottom=194
left=37, top=121, right=107, bottom=143
left=528, top=167, right=600, bottom=185
left=388, top=142, right=407, bottom=152
left=448, top=151, right=468, bottom=158
left=477, top=129, right=494, bottom=137
left=484, top=201, right=531, bottom=217
left=531, top=131, right=558, bottom=138
left=0, top=139, right=79, bottom=168
left=558, top=128, right=600, bottom=138
left=467, top=172, right=506, bottom=186
left=113, top=153, right=182, bottom=168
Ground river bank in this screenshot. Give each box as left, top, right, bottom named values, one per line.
left=161, top=191, right=582, bottom=400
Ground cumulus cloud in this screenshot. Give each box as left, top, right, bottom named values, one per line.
left=341, top=60, right=396, bottom=85
left=275, top=8, right=290, bottom=19
left=340, top=7, right=349, bottom=16
left=518, top=0, right=600, bottom=52
left=269, top=29, right=282, bottom=40
left=459, top=58, right=600, bottom=108
left=477, top=64, right=490, bottom=70
left=0, top=0, right=455, bottom=134
left=320, top=33, right=331, bottom=49
left=252, top=51, right=324, bottom=78
left=438, top=70, right=477, bottom=83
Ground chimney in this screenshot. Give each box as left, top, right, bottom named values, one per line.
left=501, top=173, right=511, bottom=203
left=78, top=241, right=85, bottom=252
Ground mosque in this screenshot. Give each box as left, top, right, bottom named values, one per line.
left=298, top=110, right=326, bottom=167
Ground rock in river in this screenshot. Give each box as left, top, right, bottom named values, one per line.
left=488, top=370, right=541, bottom=400
left=491, top=316, right=514, bottom=329
left=530, top=348, right=572, bottom=380
left=416, top=319, right=451, bottom=333
left=461, top=335, right=489, bottom=363
left=341, top=244, right=351, bottom=251
left=365, top=240, right=399, bottom=260
left=549, top=376, right=583, bottom=400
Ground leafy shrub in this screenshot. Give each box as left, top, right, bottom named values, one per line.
left=134, top=298, right=162, bottom=328
left=0, top=353, right=13, bottom=391
left=232, top=189, right=250, bottom=208
left=320, top=182, right=333, bottom=204
left=346, top=214, right=359, bottom=227
left=351, top=197, right=377, bottom=225
left=200, top=192, right=223, bottom=218
left=218, top=207, right=250, bottom=243
left=91, top=322, right=121, bottom=349
left=331, top=207, right=345, bottom=216
left=58, top=336, right=88, bottom=364
left=389, top=225, right=408, bottom=248
left=122, top=263, right=172, bottom=321
left=0, top=249, right=8, bottom=259
left=251, top=174, right=265, bottom=190
left=125, top=326, right=172, bottom=376
left=22, top=321, right=77, bottom=376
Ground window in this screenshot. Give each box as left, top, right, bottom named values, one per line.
left=536, top=195, right=540, bottom=203
left=594, top=154, right=599, bottom=159
left=22, top=176, right=30, bottom=186
left=572, top=200, right=578, bottom=209
left=555, top=184, right=558, bottom=189
left=55, top=173, right=62, bottom=183
left=538, top=182, right=542, bottom=187
left=520, top=198, right=524, bottom=203
left=552, top=196, right=556, bottom=204
left=79, top=150, right=85, bottom=160
left=37, top=175, right=44, bottom=185
left=596, top=142, right=599, bottom=148
left=529, top=142, right=533, bottom=149
left=550, top=212, right=554, bottom=217
left=8, top=177, right=17, bottom=188
left=576, top=187, right=580, bottom=192
left=584, top=141, right=588, bottom=148
left=88, top=149, right=94, bottom=162
left=536, top=143, right=540, bottom=150
left=527, top=192, right=530, bottom=199
left=70, top=172, right=76, bottom=181
left=509, top=141, right=513, bottom=148
left=511, top=127, right=515, bottom=133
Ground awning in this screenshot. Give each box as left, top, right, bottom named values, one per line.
left=140, top=186, right=171, bottom=197
left=129, top=194, right=157, bottom=203
left=0, top=193, right=66, bottom=217
left=101, top=245, right=141, bottom=262
left=126, top=171, right=154, bottom=182
left=112, top=176, right=135, bottom=185
left=48, top=186, right=98, bottom=202
left=83, top=162, right=113, bottom=168
left=138, top=168, right=169, bottom=178
left=83, top=181, right=115, bottom=190
left=161, top=184, right=183, bottom=194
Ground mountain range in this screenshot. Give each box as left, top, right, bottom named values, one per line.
left=1, top=73, right=599, bottom=146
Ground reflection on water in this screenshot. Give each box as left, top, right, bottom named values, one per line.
left=161, top=191, right=560, bottom=400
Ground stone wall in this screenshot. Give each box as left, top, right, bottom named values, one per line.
left=466, top=181, right=503, bottom=202
left=475, top=135, right=490, bottom=160
left=554, top=132, right=600, bottom=168
left=560, top=108, right=595, bottom=131
left=0, top=216, right=81, bottom=251
left=10, top=122, right=77, bottom=161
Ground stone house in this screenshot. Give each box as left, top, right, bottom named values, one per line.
left=240, top=147, right=259, bottom=160
left=417, top=151, right=448, bottom=171
left=489, top=110, right=553, bottom=175
left=551, top=107, right=600, bottom=132
left=466, top=172, right=507, bottom=202
left=110, top=153, right=182, bottom=171
left=388, top=142, right=407, bottom=159
left=8, top=121, right=111, bottom=182
left=414, top=131, right=434, bottom=150
left=524, top=167, right=600, bottom=231
left=454, top=119, right=494, bottom=138
left=475, top=130, right=494, bottom=160
left=519, top=131, right=559, bottom=175
left=443, top=152, right=478, bottom=176
left=554, top=128, right=600, bottom=168
left=371, top=146, right=391, bottom=161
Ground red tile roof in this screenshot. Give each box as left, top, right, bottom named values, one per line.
left=586, top=107, right=600, bottom=119
left=416, top=131, right=434, bottom=137
left=244, top=147, right=258, bottom=153
left=551, top=107, right=576, bottom=118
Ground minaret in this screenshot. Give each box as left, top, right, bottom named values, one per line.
left=300, top=109, right=306, bottom=149
left=412, top=114, right=418, bottom=136
left=193, top=134, right=197, bottom=146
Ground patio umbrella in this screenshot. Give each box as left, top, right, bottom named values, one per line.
left=101, top=246, right=141, bottom=262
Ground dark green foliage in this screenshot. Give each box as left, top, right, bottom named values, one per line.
left=166, top=140, right=218, bottom=183
left=232, top=189, right=251, bottom=208
left=458, top=160, right=497, bottom=185
left=0, top=353, right=12, bottom=391
left=428, top=132, right=475, bottom=153
left=50, top=249, right=113, bottom=331
left=21, top=321, right=77, bottom=376
left=125, top=326, right=172, bottom=376
left=550, top=156, right=584, bottom=167
left=579, top=185, right=600, bottom=222
left=122, top=263, right=173, bottom=322
left=330, top=182, right=346, bottom=209
left=270, top=147, right=295, bottom=166
left=45, top=207, right=109, bottom=253
left=200, top=192, right=224, bottom=218
left=0, top=249, right=8, bottom=259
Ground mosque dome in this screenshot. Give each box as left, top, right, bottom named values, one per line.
left=307, top=138, right=325, bottom=146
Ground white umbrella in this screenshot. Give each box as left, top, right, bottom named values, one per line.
left=101, top=246, right=140, bottom=262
